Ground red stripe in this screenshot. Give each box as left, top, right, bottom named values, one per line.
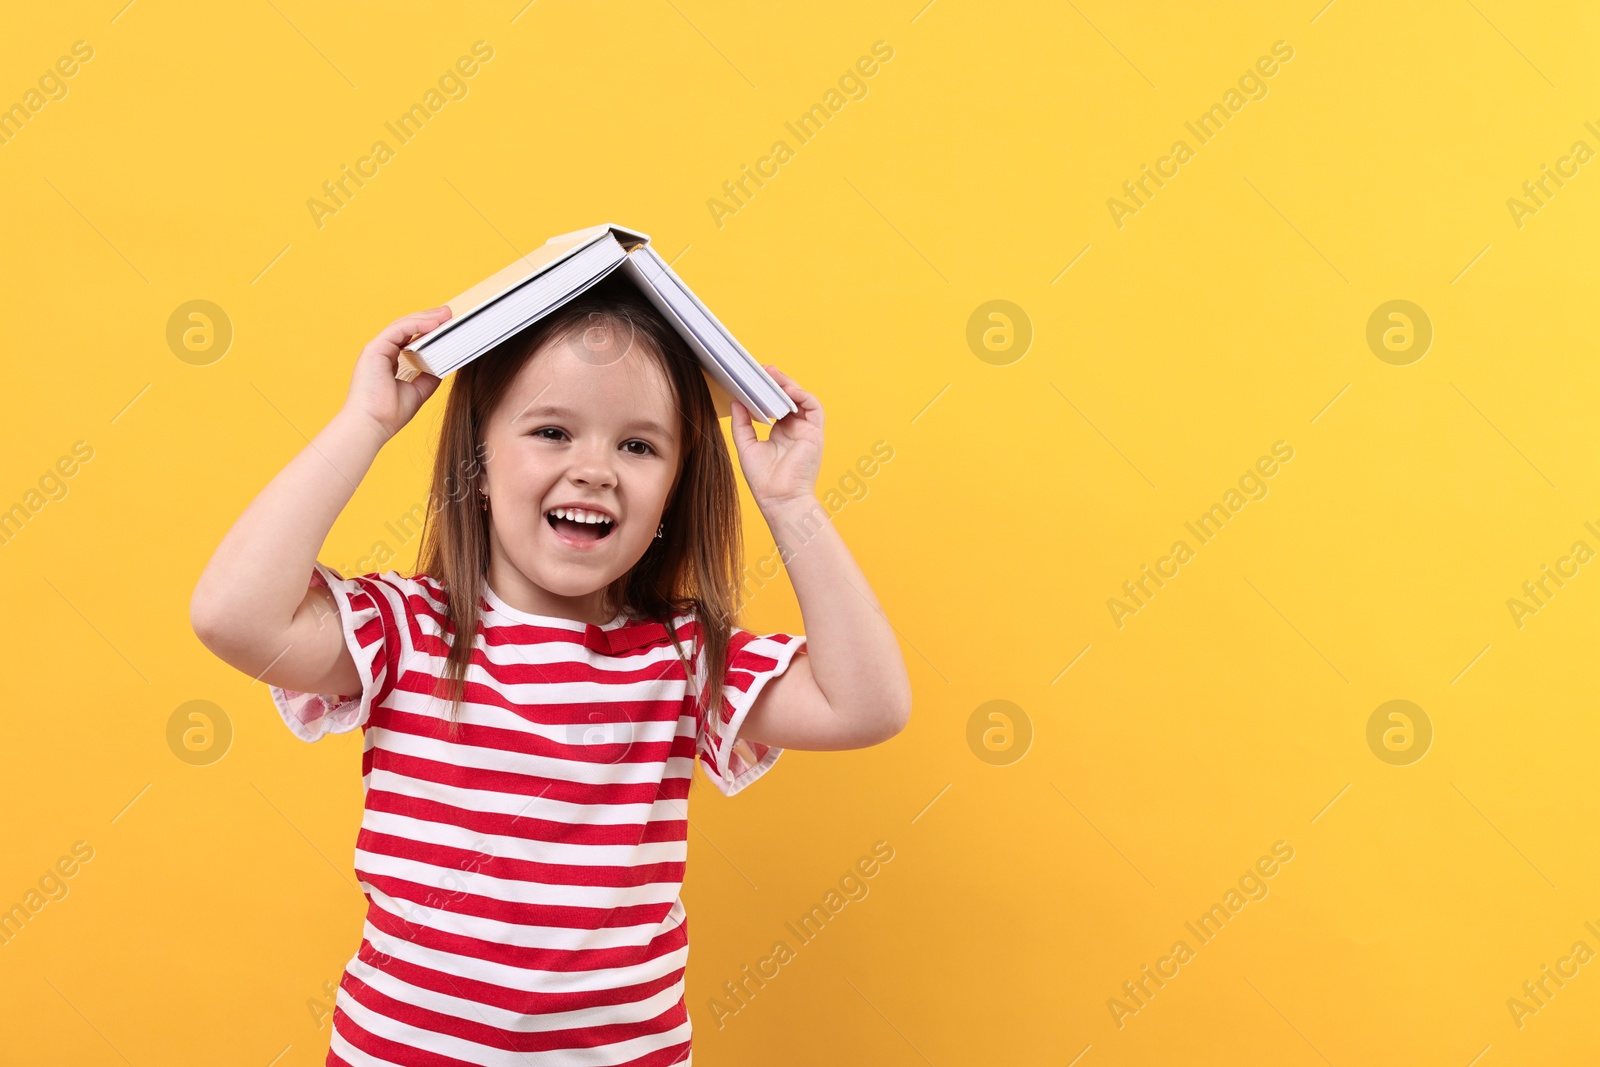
left=367, top=747, right=690, bottom=807
left=329, top=996, right=693, bottom=1066
left=347, top=578, right=403, bottom=709
left=340, top=971, right=689, bottom=1057
left=376, top=705, right=695, bottom=765
left=353, top=935, right=687, bottom=1015
left=355, top=828, right=686, bottom=889
left=395, top=614, right=690, bottom=661
left=360, top=885, right=684, bottom=970
left=363, top=788, right=688, bottom=848
left=330, top=1001, right=504, bottom=1067
left=359, top=869, right=676, bottom=941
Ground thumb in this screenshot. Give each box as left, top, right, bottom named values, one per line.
left=404, top=372, right=442, bottom=410
left=728, top=399, right=757, bottom=452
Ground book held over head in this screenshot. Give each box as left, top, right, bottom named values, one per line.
left=394, top=223, right=797, bottom=424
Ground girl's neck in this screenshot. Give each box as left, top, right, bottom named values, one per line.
left=484, top=558, right=618, bottom=627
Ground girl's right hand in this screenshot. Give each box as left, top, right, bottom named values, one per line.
left=341, top=306, right=454, bottom=440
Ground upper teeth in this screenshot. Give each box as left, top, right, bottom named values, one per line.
left=549, top=508, right=611, bottom=524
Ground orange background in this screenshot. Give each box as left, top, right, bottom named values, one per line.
left=4, top=2, right=1600, bottom=1064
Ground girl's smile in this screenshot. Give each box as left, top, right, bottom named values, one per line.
left=543, top=504, right=617, bottom=548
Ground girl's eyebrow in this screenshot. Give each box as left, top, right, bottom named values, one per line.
left=514, top=403, right=671, bottom=438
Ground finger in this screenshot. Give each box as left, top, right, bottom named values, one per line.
left=764, top=364, right=798, bottom=388
left=764, top=364, right=816, bottom=404
left=385, top=307, right=454, bottom=342
left=367, top=309, right=455, bottom=358
left=764, top=364, right=821, bottom=423
left=728, top=399, right=758, bottom=451
left=396, top=305, right=452, bottom=329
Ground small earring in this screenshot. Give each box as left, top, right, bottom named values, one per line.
left=479, top=491, right=489, bottom=512
left=655, top=523, right=664, bottom=539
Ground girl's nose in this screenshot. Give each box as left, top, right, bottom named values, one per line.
left=570, top=470, right=615, bottom=490
left=566, top=449, right=617, bottom=489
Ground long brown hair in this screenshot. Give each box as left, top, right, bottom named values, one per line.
left=414, top=271, right=743, bottom=733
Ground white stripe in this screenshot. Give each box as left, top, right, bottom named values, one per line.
left=352, top=904, right=686, bottom=998
left=369, top=718, right=688, bottom=787
left=360, top=766, right=695, bottom=826
left=360, top=807, right=689, bottom=868
left=455, top=626, right=693, bottom=669
left=356, top=870, right=681, bottom=947
left=435, top=691, right=690, bottom=739
left=355, top=847, right=682, bottom=912
left=334, top=979, right=692, bottom=1067
left=396, top=675, right=691, bottom=716
left=352, top=948, right=688, bottom=1033
left=327, top=1021, right=412, bottom=1066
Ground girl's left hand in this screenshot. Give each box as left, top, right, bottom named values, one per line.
left=729, top=365, right=824, bottom=512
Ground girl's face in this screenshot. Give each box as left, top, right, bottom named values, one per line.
left=478, top=328, right=682, bottom=623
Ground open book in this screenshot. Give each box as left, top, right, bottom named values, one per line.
left=395, top=223, right=797, bottom=424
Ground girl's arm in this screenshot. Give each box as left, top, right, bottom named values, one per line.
left=189, top=307, right=451, bottom=696
left=729, top=369, right=913, bottom=751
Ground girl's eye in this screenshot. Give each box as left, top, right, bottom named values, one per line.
left=531, top=428, right=653, bottom=455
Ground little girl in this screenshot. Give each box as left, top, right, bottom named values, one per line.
left=190, top=271, right=911, bottom=1065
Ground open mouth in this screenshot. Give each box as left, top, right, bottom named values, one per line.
left=545, top=507, right=616, bottom=544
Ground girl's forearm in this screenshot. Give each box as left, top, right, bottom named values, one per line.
left=758, top=495, right=911, bottom=726
left=191, top=409, right=388, bottom=650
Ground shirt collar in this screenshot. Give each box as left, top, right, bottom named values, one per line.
left=582, top=616, right=674, bottom=656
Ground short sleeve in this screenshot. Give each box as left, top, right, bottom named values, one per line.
left=269, top=562, right=414, bottom=743
left=693, top=625, right=807, bottom=796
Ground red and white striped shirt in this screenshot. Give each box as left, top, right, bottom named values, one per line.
left=270, top=563, right=805, bottom=1067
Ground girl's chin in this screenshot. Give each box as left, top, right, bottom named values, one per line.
left=512, top=568, right=617, bottom=603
